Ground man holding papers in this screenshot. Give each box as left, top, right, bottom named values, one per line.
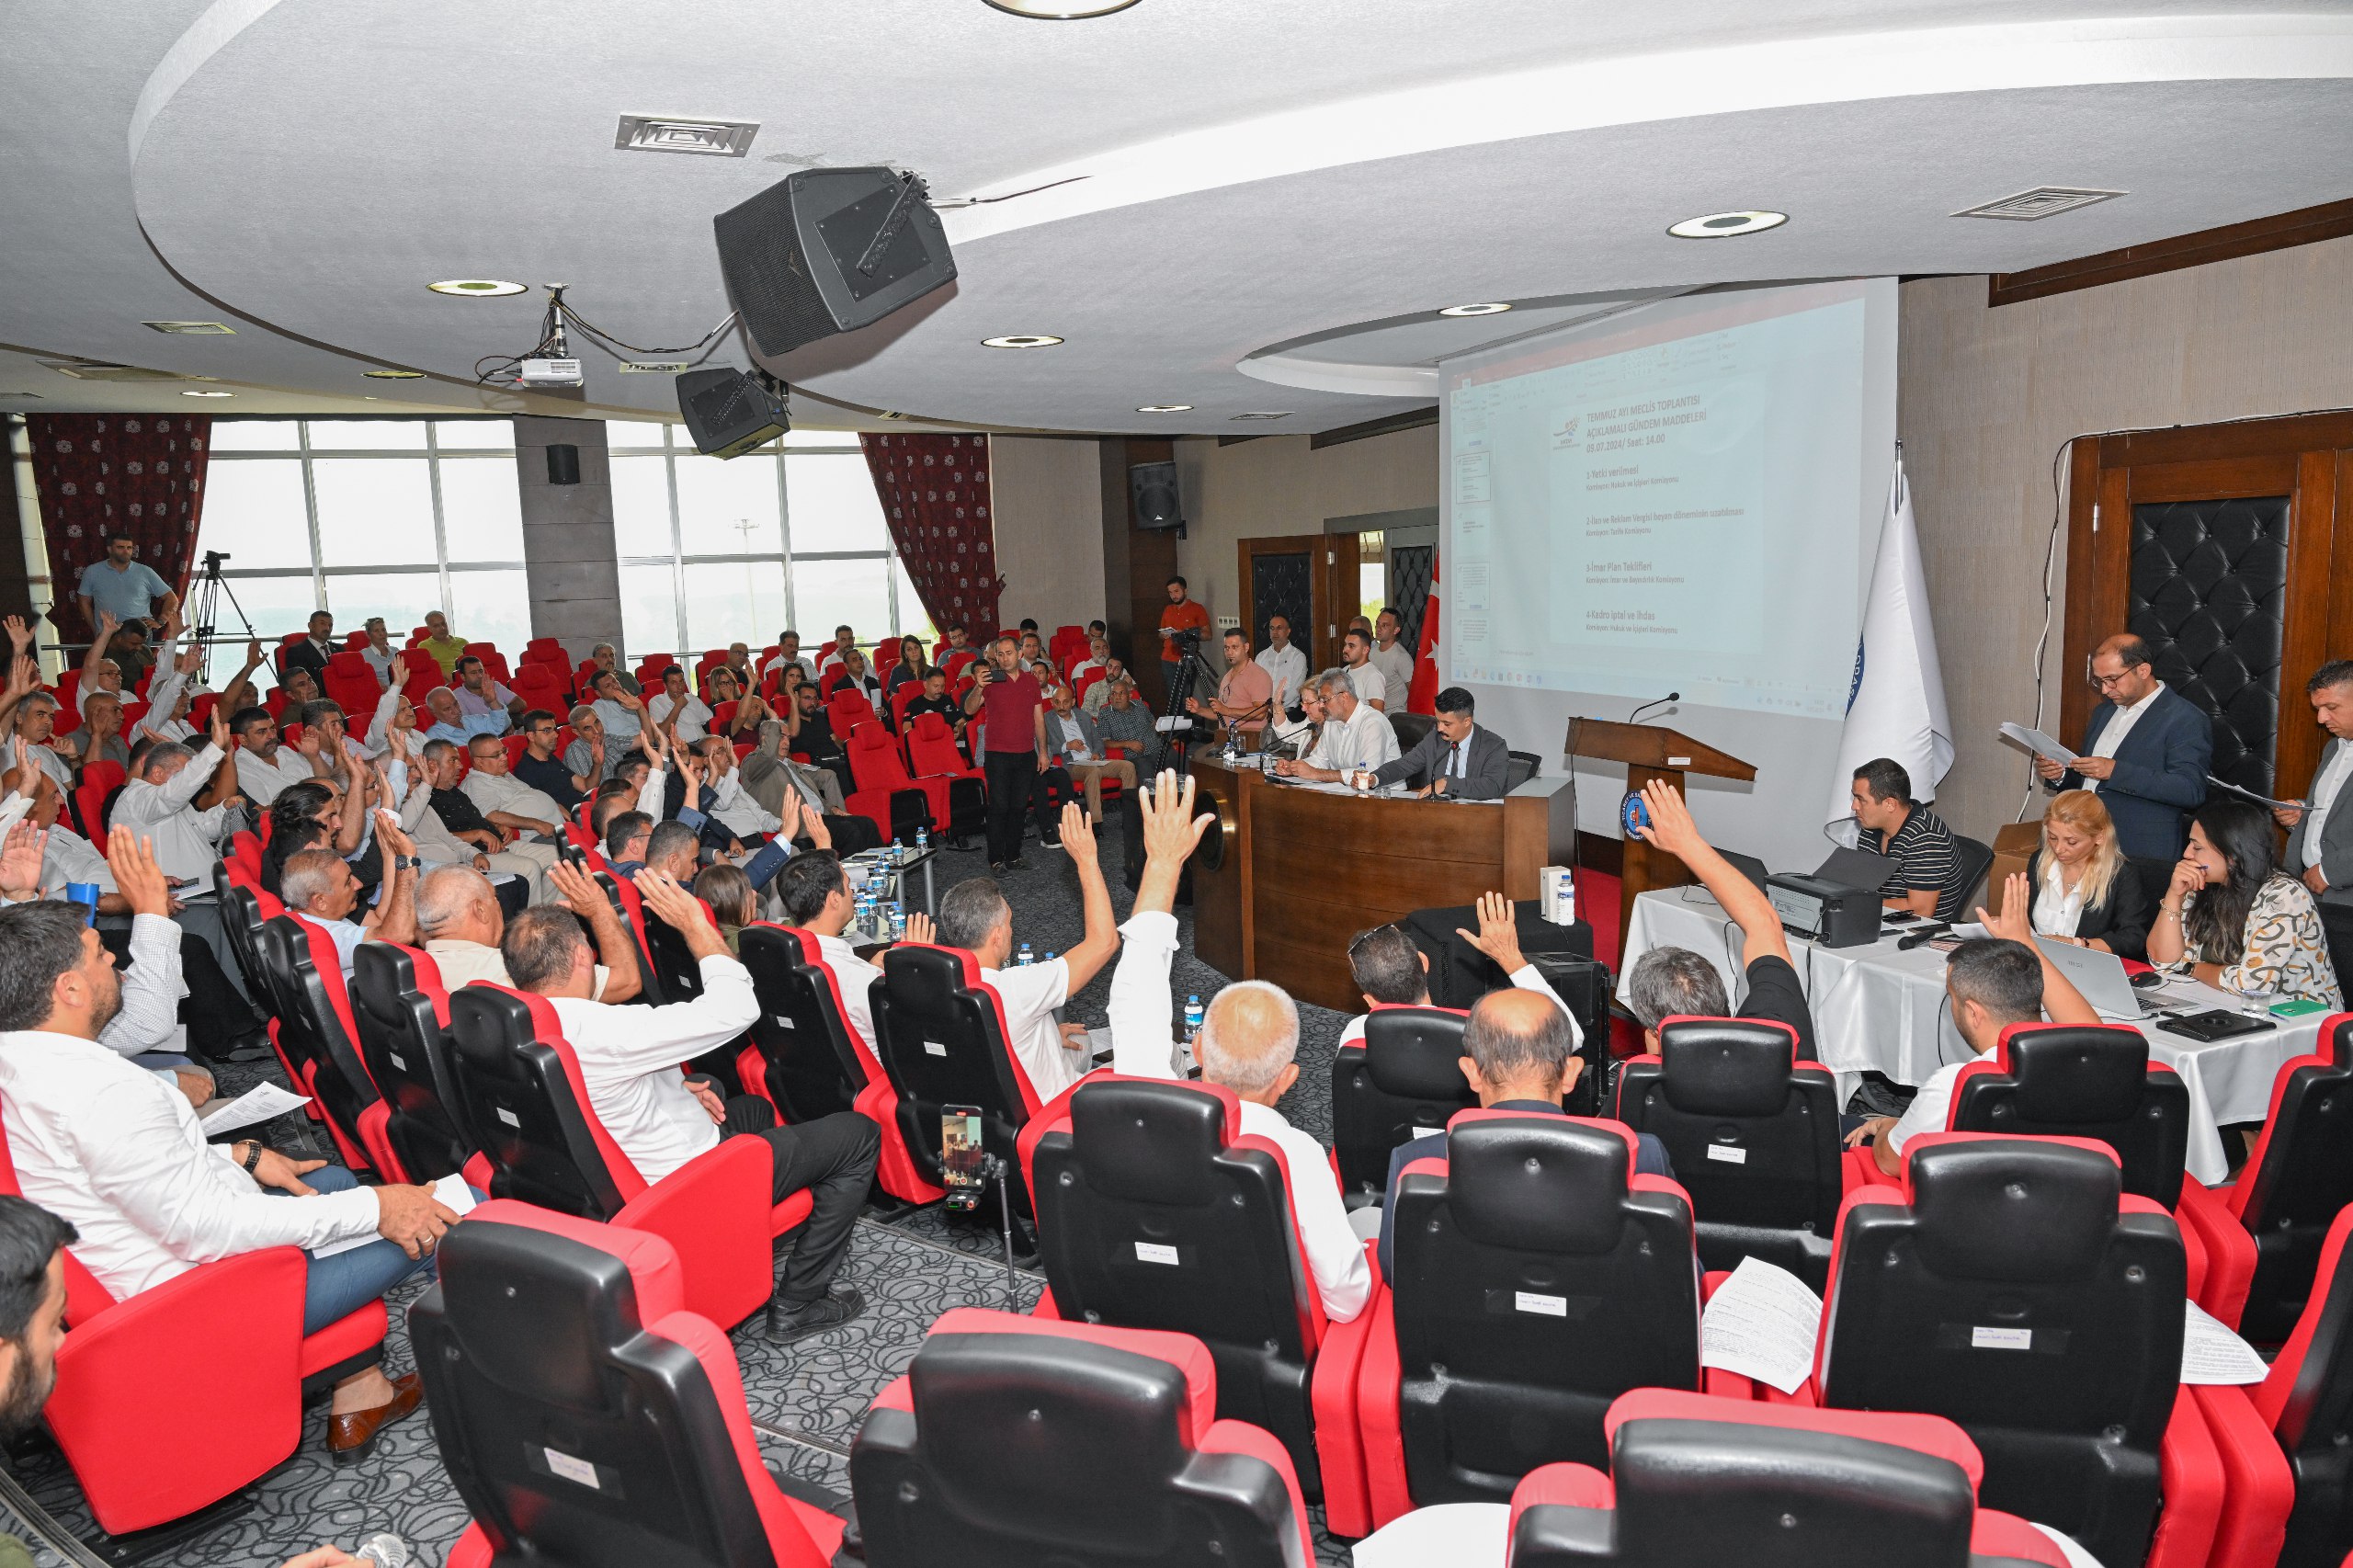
left=2030, top=634, right=2211, bottom=863
left=2279, top=660, right=2353, bottom=988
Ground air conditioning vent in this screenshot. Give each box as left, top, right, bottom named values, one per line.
left=615, top=115, right=758, bottom=157
left=142, top=320, right=235, bottom=335
left=1953, top=187, right=2124, bottom=222
left=618, top=361, right=688, bottom=374
left=43, top=361, right=201, bottom=382
left=1231, top=411, right=1290, bottom=421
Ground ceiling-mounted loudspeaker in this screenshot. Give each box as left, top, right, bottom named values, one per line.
left=713, top=167, right=959, bottom=358
left=1131, top=461, right=1184, bottom=532
left=676, top=367, right=789, bottom=459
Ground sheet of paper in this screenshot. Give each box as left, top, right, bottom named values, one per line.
left=1998, top=722, right=2079, bottom=766
left=198, top=1082, right=311, bottom=1136
left=1943, top=921, right=1988, bottom=940
left=1699, top=1256, right=1823, bottom=1394
left=312, top=1171, right=479, bottom=1258
left=2204, top=775, right=2296, bottom=812
left=1088, top=1026, right=1116, bottom=1063
left=2029, top=1523, right=2106, bottom=1568
left=2180, top=1300, right=2268, bottom=1385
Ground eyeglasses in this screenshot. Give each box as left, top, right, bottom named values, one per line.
left=2088, top=665, right=2146, bottom=690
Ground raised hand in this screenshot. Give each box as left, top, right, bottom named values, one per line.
left=0, top=819, right=48, bottom=902
left=546, top=856, right=605, bottom=919
left=244, top=637, right=265, bottom=670
left=904, top=911, right=936, bottom=945
left=374, top=808, right=416, bottom=861
left=2, top=616, right=29, bottom=655
left=1455, top=890, right=1527, bottom=972
left=6, top=657, right=36, bottom=700
left=1059, top=800, right=1097, bottom=864
left=1139, top=769, right=1213, bottom=868
left=95, top=610, right=119, bottom=642
left=206, top=700, right=231, bottom=751
left=105, top=826, right=173, bottom=918
left=1976, top=872, right=2035, bottom=946
left=1631, top=778, right=1702, bottom=861
left=631, top=867, right=704, bottom=934
left=797, top=796, right=831, bottom=849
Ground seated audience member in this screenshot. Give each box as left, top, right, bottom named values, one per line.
left=261, top=778, right=370, bottom=896
left=1091, top=674, right=1154, bottom=756
left=720, top=642, right=756, bottom=692
left=884, top=634, right=930, bottom=699
left=829, top=646, right=884, bottom=712
left=1847, top=881, right=2101, bottom=1176
left=63, top=690, right=129, bottom=775
left=776, top=850, right=937, bottom=1051
left=9, top=692, right=77, bottom=798
left=2149, top=798, right=2345, bottom=1006
left=500, top=873, right=880, bottom=1338
left=602, top=810, right=654, bottom=880
left=1264, top=674, right=1324, bottom=759
left=1849, top=757, right=1970, bottom=918
left=450, top=655, right=518, bottom=727
left=230, top=705, right=320, bottom=807
left=0, top=902, right=460, bottom=1458
left=1371, top=986, right=1672, bottom=1279
left=933, top=804, right=1118, bottom=1098
left=300, top=700, right=360, bottom=793
left=1338, top=628, right=1388, bottom=713
left=415, top=610, right=467, bottom=676
left=414, top=861, right=640, bottom=1001
left=2028, top=790, right=2152, bottom=958
left=414, top=739, right=554, bottom=902
left=1070, top=633, right=1112, bottom=685
left=1270, top=669, right=1398, bottom=784
left=278, top=610, right=336, bottom=685
left=1081, top=654, right=1130, bottom=717
left=765, top=630, right=815, bottom=684
left=1185, top=628, right=1274, bottom=743
left=694, top=862, right=756, bottom=953
left=790, top=681, right=854, bottom=795
left=641, top=820, right=701, bottom=885
left=900, top=668, right=964, bottom=737
left=585, top=642, right=620, bottom=680
left=739, top=717, right=853, bottom=824
left=113, top=706, right=236, bottom=887
left=131, top=635, right=202, bottom=746
left=648, top=664, right=710, bottom=744
left=564, top=704, right=629, bottom=787
left=1334, top=897, right=1582, bottom=1051
left=513, top=708, right=591, bottom=810
left=460, top=733, right=564, bottom=840
left=1372, top=686, right=1509, bottom=799
left=1623, top=779, right=1819, bottom=1060
left=358, top=616, right=401, bottom=687
left=692, top=735, right=781, bottom=841
left=586, top=670, right=646, bottom=746
left=420, top=686, right=504, bottom=748
left=817, top=625, right=855, bottom=682
left=1014, top=632, right=1051, bottom=679
left=76, top=616, right=132, bottom=718
left=1042, top=682, right=1135, bottom=826
left=281, top=822, right=420, bottom=980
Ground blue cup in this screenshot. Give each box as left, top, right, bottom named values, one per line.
left=63, top=883, right=99, bottom=926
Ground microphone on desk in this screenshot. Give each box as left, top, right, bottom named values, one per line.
left=1627, top=692, right=1681, bottom=725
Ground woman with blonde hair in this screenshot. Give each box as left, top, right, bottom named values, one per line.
left=2025, top=790, right=2153, bottom=959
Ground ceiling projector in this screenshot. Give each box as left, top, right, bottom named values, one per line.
left=518, top=358, right=584, bottom=387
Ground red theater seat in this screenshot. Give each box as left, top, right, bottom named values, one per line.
left=2226, top=1012, right=2353, bottom=1345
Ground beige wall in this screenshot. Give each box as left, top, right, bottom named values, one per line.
left=1899, top=234, right=2353, bottom=841
left=988, top=434, right=1107, bottom=634
left=1170, top=426, right=1439, bottom=624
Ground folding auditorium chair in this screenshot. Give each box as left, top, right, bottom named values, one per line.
left=1500, top=1390, right=2076, bottom=1567
left=847, top=722, right=940, bottom=842
left=847, top=1307, right=1317, bottom=1568
left=1017, top=1074, right=1374, bottom=1516
left=0, top=1114, right=392, bottom=1540
left=414, top=1204, right=849, bottom=1568
left=887, top=678, right=923, bottom=732
left=2225, top=1012, right=2353, bottom=1345
left=2251, top=1202, right=2353, bottom=1567
left=1329, top=1005, right=1477, bottom=1208
left=1942, top=1022, right=2255, bottom=1326
left=1610, top=1016, right=1846, bottom=1287
left=904, top=711, right=986, bottom=846
left=1802, top=1132, right=2268, bottom=1568
left=827, top=685, right=879, bottom=739
left=938, top=644, right=978, bottom=684
left=1353, top=1111, right=1710, bottom=1531
left=347, top=943, right=483, bottom=1183
left=72, top=759, right=124, bottom=841
left=461, top=641, right=509, bottom=681
left=870, top=943, right=1052, bottom=1244
left=254, top=915, right=414, bottom=1181
left=396, top=648, right=443, bottom=703
left=323, top=650, right=379, bottom=718
left=443, top=984, right=812, bottom=1332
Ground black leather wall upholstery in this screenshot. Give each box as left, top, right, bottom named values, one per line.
left=1250, top=551, right=1312, bottom=653
left=2129, top=496, right=2289, bottom=796
left=1391, top=543, right=1434, bottom=653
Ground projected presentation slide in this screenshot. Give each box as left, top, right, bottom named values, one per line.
left=1446, top=281, right=1879, bottom=720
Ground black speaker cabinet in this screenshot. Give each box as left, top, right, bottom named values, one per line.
left=714, top=167, right=959, bottom=358
left=675, top=368, right=789, bottom=460
left=544, top=444, right=580, bottom=486
left=1131, top=460, right=1183, bottom=531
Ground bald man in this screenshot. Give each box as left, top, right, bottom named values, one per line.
left=411, top=862, right=642, bottom=1003
left=1366, top=986, right=1673, bottom=1280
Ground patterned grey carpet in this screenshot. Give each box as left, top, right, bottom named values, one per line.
left=0, top=812, right=1361, bottom=1566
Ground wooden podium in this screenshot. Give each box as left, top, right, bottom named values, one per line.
left=1565, top=719, right=1756, bottom=953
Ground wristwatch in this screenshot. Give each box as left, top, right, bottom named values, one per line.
left=240, top=1142, right=264, bottom=1176
left=393, top=854, right=420, bottom=870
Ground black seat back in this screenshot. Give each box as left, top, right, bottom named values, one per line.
left=446, top=984, right=634, bottom=1220
left=2234, top=1015, right=2353, bottom=1344
left=347, top=943, right=472, bottom=1181
left=1611, top=1017, right=1842, bottom=1286
left=2268, top=1205, right=2353, bottom=1568
left=870, top=944, right=1040, bottom=1221
left=214, top=865, right=269, bottom=994
left=1819, top=1135, right=2183, bottom=1568
left=1029, top=1077, right=1325, bottom=1497
left=1330, top=1006, right=1475, bottom=1199
left=413, top=1207, right=787, bottom=1567
left=737, top=924, right=862, bottom=1120
left=1947, top=1024, right=2191, bottom=1208
left=1390, top=1113, right=1702, bottom=1501
left=256, top=915, right=389, bottom=1169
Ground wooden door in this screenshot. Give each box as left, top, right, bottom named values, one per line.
left=1239, top=533, right=1359, bottom=674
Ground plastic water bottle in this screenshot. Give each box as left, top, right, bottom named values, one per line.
left=1183, top=995, right=1204, bottom=1042
left=915, top=824, right=929, bottom=853
left=889, top=903, right=906, bottom=941
left=891, top=835, right=903, bottom=865
left=1017, top=942, right=1034, bottom=967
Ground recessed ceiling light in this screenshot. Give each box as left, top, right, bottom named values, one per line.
left=983, top=0, right=1142, bottom=16
left=181, top=389, right=233, bottom=398
left=614, top=114, right=759, bottom=157
left=1666, top=210, right=1788, bottom=239
left=143, top=320, right=235, bottom=335
left=427, top=279, right=527, bottom=297
left=1137, top=403, right=1192, bottom=413
left=981, top=334, right=1063, bottom=348
left=363, top=369, right=424, bottom=380
left=1231, top=412, right=1290, bottom=421
left=1437, top=302, right=1512, bottom=318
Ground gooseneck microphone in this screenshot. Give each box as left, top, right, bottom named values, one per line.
left=1627, top=691, right=1681, bottom=724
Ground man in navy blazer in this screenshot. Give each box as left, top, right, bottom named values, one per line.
left=2035, top=634, right=2211, bottom=861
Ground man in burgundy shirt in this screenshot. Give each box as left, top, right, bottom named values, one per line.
left=962, top=636, right=1051, bottom=871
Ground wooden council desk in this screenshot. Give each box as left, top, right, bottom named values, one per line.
left=1185, top=758, right=1576, bottom=1013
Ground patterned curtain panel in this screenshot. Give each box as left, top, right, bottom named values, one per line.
left=859, top=432, right=1000, bottom=635
left=25, top=414, right=211, bottom=635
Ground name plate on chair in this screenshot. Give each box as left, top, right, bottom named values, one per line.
left=1971, top=1326, right=2032, bottom=1350
left=774, top=1015, right=796, bottom=1029
left=1514, top=1291, right=1569, bottom=1317
left=925, top=1040, right=948, bottom=1056
left=386, top=1049, right=407, bottom=1071
left=1705, top=1144, right=1747, bottom=1165
left=496, top=1106, right=521, bottom=1127
left=1134, top=1242, right=1179, bottom=1266
left=544, top=1448, right=602, bottom=1490
left=1412, top=1125, right=1443, bottom=1139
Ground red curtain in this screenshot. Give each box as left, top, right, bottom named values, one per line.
left=859, top=433, right=1000, bottom=635
left=25, top=414, right=211, bottom=635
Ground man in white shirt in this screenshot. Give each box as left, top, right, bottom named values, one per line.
left=499, top=869, right=880, bottom=1340
left=2281, top=661, right=2353, bottom=915
left=1255, top=615, right=1309, bottom=717
left=817, top=624, right=855, bottom=683
left=10, top=695, right=76, bottom=798
left=1847, top=873, right=2099, bottom=1176
left=111, top=706, right=236, bottom=884
left=691, top=734, right=783, bottom=841
left=774, top=850, right=937, bottom=1054
left=229, top=706, right=320, bottom=807
left=281, top=817, right=420, bottom=981
left=1272, top=669, right=1398, bottom=784
left=586, top=670, right=646, bottom=746
left=1370, top=608, right=1415, bottom=710
left=1330, top=903, right=1581, bottom=1053
left=764, top=631, right=816, bottom=685
left=412, top=861, right=640, bottom=1003
left=0, top=899, right=458, bottom=1459
left=1070, top=633, right=1112, bottom=686
left=413, top=739, right=554, bottom=904
left=460, top=733, right=565, bottom=841
left=1339, top=629, right=1389, bottom=713
left=1101, top=769, right=1370, bottom=1323
left=451, top=656, right=519, bottom=729
left=648, top=665, right=712, bottom=745
left=933, top=801, right=1119, bottom=1100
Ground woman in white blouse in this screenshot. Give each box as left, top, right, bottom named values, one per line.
left=2149, top=799, right=2344, bottom=1006
left=2025, top=790, right=2152, bottom=959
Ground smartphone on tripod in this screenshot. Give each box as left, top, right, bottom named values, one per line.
left=940, top=1104, right=984, bottom=1212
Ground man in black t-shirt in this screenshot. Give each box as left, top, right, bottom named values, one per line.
left=901, top=669, right=965, bottom=740
left=1849, top=757, right=1969, bottom=920
left=1623, top=779, right=1817, bottom=1061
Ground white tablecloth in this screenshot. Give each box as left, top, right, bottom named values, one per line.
left=1621, top=888, right=2319, bottom=1185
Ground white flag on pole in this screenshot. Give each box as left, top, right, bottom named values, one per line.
left=1826, top=449, right=1953, bottom=837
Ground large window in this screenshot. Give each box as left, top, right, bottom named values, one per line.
left=606, top=423, right=929, bottom=657
left=199, top=418, right=530, bottom=654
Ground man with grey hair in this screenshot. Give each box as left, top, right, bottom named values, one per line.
left=281, top=813, right=420, bottom=982
left=111, top=705, right=236, bottom=887
left=8, top=692, right=74, bottom=798
left=411, top=738, right=553, bottom=904
left=413, top=861, right=641, bottom=1002
left=1270, top=668, right=1396, bottom=784
left=1332, top=895, right=1582, bottom=1052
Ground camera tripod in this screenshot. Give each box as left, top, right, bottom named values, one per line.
left=186, top=550, right=256, bottom=685
left=1152, top=636, right=1219, bottom=776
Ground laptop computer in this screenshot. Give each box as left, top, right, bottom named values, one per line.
left=2032, top=937, right=2152, bottom=1020
left=1718, top=849, right=1771, bottom=893
left=1813, top=846, right=1895, bottom=894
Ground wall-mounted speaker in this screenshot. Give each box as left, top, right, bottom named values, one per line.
left=545, top=444, right=581, bottom=486
left=713, top=167, right=959, bottom=358
left=675, top=368, right=790, bottom=460
left=1131, top=460, right=1184, bottom=532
